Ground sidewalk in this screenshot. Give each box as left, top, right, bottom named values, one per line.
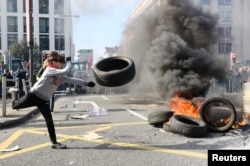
left=0, top=98, right=39, bottom=129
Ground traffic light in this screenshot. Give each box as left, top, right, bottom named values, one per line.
left=231, top=52, right=236, bottom=63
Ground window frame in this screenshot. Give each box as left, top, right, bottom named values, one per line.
left=39, top=35, right=50, bottom=50
left=7, top=0, right=17, bottom=13
left=7, top=16, right=18, bottom=32
left=39, top=18, right=49, bottom=33
left=39, top=0, right=49, bottom=14
left=55, top=35, right=65, bottom=51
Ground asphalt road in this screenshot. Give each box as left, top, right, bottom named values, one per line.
left=0, top=93, right=250, bottom=166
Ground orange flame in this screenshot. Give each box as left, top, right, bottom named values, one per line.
left=168, top=94, right=247, bottom=129
left=168, top=94, right=202, bottom=118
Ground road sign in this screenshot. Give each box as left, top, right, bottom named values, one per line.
left=77, top=49, right=93, bottom=62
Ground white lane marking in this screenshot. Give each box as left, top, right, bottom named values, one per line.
left=101, top=95, right=109, bottom=100
left=73, top=100, right=99, bottom=108
left=126, top=109, right=148, bottom=121
left=73, top=100, right=147, bottom=121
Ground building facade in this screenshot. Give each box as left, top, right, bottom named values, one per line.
left=127, top=0, right=250, bottom=64
left=0, top=0, right=75, bottom=59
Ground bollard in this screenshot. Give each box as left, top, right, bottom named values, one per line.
left=1, top=76, right=6, bottom=117
left=22, top=79, right=28, bottom=94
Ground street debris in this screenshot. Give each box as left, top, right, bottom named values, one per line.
left=0, top=145, right=20, bottom=152
left=88, top=107, right=108, bottom=116
left=71, top=114, right=89, bottom=119
left=80, top=132, right=104, bottom=140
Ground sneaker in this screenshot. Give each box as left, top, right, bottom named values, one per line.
left=51, top=143, right=67, bottom=149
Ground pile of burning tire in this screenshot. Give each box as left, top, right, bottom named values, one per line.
left=148, top=97, right=237, bottom=137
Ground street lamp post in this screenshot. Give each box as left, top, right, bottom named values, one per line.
left=26, top=0, right=34, bottom=85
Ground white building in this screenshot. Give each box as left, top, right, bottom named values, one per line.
left=127, top=0, right=250, bottom=63
left=0, top=0, right=75, bottom=58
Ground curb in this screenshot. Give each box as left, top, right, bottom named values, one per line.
left=0, top=109, right=40, bottom=129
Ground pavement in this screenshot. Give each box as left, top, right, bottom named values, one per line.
left=0, top=98, right=40, bottom=129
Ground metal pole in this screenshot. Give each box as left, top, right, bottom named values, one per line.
left=1, top=76, right=6, bottom=117
left=26, top=0, right=34, bottom=85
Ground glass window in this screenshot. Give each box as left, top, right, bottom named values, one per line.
left=226, top=43, right=232, bottom=53
left=8, top=34, right=18, bottom=49
left=39, top=18, right=49, bottom=33
left=218, top=27, right=231, bottom=38
left=54, top=18, right=64, bottom=33
left=219, top=43, right=224, bottom=54
left=219, top=11, right=232, bottom=21
left=23, top=0, right=26, bottom=13
left=7, top=0, right=17, bottom=12
left=218, top=43, right=231, bottom=54
left=219, top=0, right=231, bottom=5
left=55, top=35, right=65, bottom=51
left=201, top=0, right=210, bottom=5
left=225, top=27, right=232, bottom=37
left=54, top=0, right=64, bottom=14
left=218, top=27, right=224, bottom=37
left=23, top=17, right=26, bottom=33
left=7, top=16, right=18, bottom=32
left=39, top=0, right=49, bottom=14
left=40, top=35, right=50, bottom=50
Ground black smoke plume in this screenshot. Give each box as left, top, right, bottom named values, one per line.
left=121, top=0, right=228, bottom=100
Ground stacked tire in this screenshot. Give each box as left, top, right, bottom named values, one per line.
left=148, top=97, right=237, bottom=137
left=148, top=111, right=207, bottom=138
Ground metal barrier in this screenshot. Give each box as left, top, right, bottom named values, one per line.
left=1, top=77, right=7, bottom=117
left=22, top=79, right=30, bottom=95
left=1, top=77, right=27, bottom=117
left=54, top=90, right=68, bottom=97
left=1, top=77, right=68, bottom=117
left=1, top=77, right=19, bottom=117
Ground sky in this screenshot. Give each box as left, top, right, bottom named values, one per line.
left=71, top=0, right=141, bottom=63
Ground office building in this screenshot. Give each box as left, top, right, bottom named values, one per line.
left=0, top=0, right=75, bottom=59
left=127, top=0, right=250, bottom=63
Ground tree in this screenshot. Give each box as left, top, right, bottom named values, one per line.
left=5, top=38, right=41, bottom=63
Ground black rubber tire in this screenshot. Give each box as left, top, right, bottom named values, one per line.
left=93, top=56, right=136, bottom=87
left=163, top=122, right=172, bottom=132
left=148, top=111, right=174, bottom=126
left=169, top=115, right=207, bottom=137
left=199, top=97, right=237, bottom=132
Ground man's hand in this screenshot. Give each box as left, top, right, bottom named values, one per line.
left=87, top=81, right=95, bottom=87
left=66, top=57, right=71, bottom=62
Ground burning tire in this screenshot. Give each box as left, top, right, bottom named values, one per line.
left=148, top=110, right=174, bottom=126
left=199, top=97, right=236, bottom=132
left=168, top=115, right=207, bottom=137
left=93, top=56, right=136, bottom=87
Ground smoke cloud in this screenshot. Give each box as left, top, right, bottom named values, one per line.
left=72, top=0, right=137, bottom=16
left=122, top=0, right=228, bottom=100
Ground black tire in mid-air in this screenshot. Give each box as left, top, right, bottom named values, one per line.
left=93, top=56, right=136, bottom=87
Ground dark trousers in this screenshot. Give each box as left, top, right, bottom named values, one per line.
left=12, top=92, right=57, bottom=144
